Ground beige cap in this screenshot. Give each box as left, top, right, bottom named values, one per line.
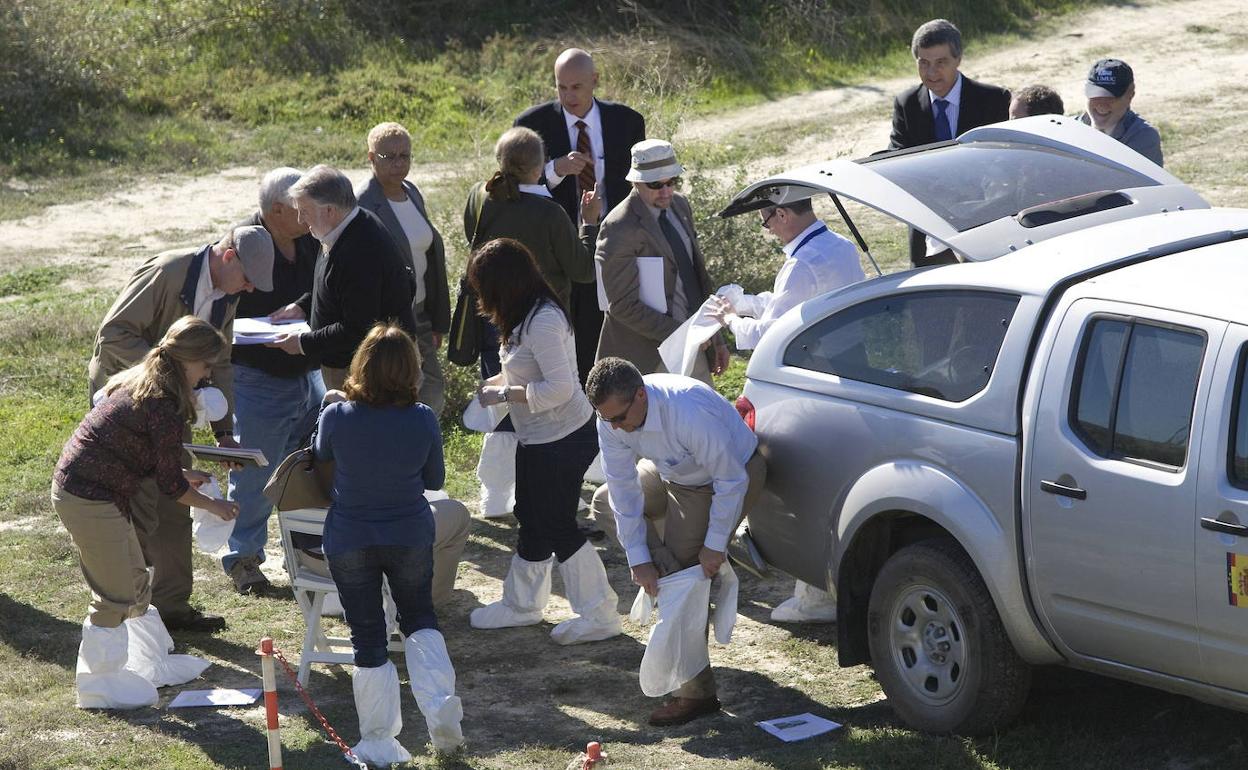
left=625, top=139, right=685, bottom=183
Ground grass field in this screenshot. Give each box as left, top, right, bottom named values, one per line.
left=4, top=0, right=1248, bottom=767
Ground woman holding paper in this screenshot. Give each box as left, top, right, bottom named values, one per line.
left=462, top=127, right=601, bottom=518
left=314, top=322, right=464, bottom=761
left=466, top=238, right=621, bottom=645
left=52, top=316, right=239, bottom=710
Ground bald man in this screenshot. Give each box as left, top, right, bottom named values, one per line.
left=515, top=47, right=646, bottom=384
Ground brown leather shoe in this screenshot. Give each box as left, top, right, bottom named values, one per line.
left=648, top=696, right=721, bottom=727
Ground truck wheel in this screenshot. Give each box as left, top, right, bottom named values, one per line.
left=867, top=538, right=1031, bottom=734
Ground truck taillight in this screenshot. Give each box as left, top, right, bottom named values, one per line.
left=735, top=395, right=756, bottom=431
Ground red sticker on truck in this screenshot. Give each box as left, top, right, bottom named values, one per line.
left=1230, top=553, right=1248, bottom=608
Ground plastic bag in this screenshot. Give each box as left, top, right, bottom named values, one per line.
left=191, top=387, right=228, bottom=429
left=636, top=562, right=739, bottom=696
left=191, top=478, right=235, bottom=553
left=463, top=398, right=508, bottom=433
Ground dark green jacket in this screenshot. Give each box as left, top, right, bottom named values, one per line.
left=463, top=182, right=596, bottom=307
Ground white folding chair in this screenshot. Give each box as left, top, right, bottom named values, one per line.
left=277, top=508, right=402, bottom=686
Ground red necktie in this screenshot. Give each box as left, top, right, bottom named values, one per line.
left=575, top=120, right=596, bottom=192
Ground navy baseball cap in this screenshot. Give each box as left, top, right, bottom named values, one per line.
left=1085, top=58, right=1134, bottom=99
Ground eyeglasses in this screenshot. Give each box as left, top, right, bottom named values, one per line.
left=644, top=177, right=680, bottom=190
left=375, top=152, right=411, bottom=163
left=760, top=207, right=780, bottom=228
left=596, top=391, right=638, bottom=424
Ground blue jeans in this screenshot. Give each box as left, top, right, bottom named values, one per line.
left=327, top=515, right=438, bottom=668
left=224, top=365, right=325, bottom=572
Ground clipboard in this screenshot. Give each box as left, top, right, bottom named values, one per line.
left=183, top=443, right=268, bottom=467
left=597, top=256, right=667, bottom=313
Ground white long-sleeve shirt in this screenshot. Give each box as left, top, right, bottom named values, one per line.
left=500, top=301, right=593, bottom=445
left=598, top=373, right=758, bottom=567
left=728, top=220, right=864, bottom=349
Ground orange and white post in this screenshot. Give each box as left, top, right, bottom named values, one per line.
left=258, top=637, right=283, bottom=770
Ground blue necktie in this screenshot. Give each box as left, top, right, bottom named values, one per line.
left=933, top=98, right=953, bottom=141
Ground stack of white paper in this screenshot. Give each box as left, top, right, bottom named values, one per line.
left=233, top=316, right=310, bottom=345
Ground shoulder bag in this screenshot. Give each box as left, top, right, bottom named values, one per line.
left=262, top=404, right=335, bottom=511
left=446, top=185, right=491, bottom=367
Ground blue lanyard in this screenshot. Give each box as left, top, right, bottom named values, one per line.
left=790, top=224, right=828, bottom=256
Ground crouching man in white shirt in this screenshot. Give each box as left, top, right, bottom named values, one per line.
left=709, top=194, right=864, bottom=624
left=587, top=357, right=766, bottom=727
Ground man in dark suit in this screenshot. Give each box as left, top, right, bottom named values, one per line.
left=888, top=19, right=1010, bottom=266
left=270, top=164, right=417, bottom=390
left=515, top=47, right=646, bottom=383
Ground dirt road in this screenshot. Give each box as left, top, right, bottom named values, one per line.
left=1, top=0, right=1243, bottom=279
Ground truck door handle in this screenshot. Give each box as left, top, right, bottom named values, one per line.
left=1200, top=517, right=1248, bottom=536
left=1040, top=479, right=1087, bottom=500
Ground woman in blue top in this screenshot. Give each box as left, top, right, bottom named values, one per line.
left=315, top=322, right=464, bottom=761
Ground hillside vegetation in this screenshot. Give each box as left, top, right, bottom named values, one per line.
left=3, top=0, right=1099, bottom=179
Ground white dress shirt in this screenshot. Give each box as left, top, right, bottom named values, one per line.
left=320, top=206, right=360, bottom=254
left=192, top=249, right=225, bottom=321
left=729, top=220, right=864, bottom=349
left=499, top=302, right=593, bottom=445
left=544, top=99, right=607, bottom=221
left=386, top=197, right=433, bottom=305
left=598, top=374, right=758, bottom=567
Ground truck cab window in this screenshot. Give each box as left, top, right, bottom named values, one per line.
left=1071, top=318, right=1204, bottom=468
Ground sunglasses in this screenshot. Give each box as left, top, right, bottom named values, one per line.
left=596, top=391, right=638, bottom=424
left=644, top=177, right=680, bottom=190
left=760, top=207, right=780, bottom=228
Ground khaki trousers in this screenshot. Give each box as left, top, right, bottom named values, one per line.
left=296, top=497, right=471, bottom=608
left=592, top=451, right=767, bottom=698
left=53, top=484, right=152, bottom=628
left=131, top=474, right=196, bottom=620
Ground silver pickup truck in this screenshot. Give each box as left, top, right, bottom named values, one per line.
left=722, top=119, right=1248, bottom=734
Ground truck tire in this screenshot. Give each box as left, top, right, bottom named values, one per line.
left=867, top=538, right=1031, bottom=734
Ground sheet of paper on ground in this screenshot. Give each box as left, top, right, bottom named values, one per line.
left=169, top=688, right=262, bottom=708
left=756, top=712, right=842, bottom=742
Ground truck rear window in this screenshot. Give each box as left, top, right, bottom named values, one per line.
left=782, top=290, right=1018, bottom=402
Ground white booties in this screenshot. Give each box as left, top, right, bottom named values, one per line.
left=349, top=661, right=412, bottom=767
left=476, top=430, right=517, bottom=518
left=550, top=542, right=622, bottom=645
left=470, top=554, right=552, bottom=629
left=75, top=619, right=158, bottom=709
left=771, top=580, right=838, bottom=623
left=404, top=629, right=464, bottom=754
left=124, top=607, right=210, bottom=687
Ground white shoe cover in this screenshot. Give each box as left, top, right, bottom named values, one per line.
left=404, top=629, right=464, bottom=754
left=75, top=620, right=158, bottom=710
left=470, top=555, right=552, bottom=629
left=350, top=661, right=412, bottom=767
left=550, top=542, right=622, bottom=645
left=477, top=430, right=517, bottom=517
left=770, top=580, right=838, bottom=623
left=124, top=607, right=210, bottom=687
